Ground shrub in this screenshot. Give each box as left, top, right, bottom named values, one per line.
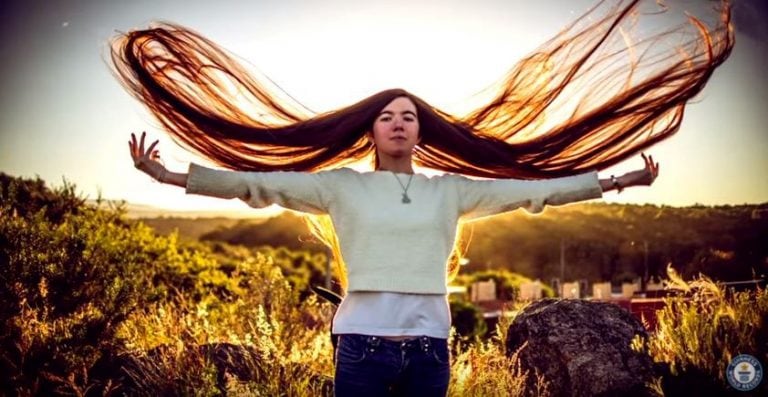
left=0, top=176, right=172, bottom=394
left=0, top=172, right=85, bottom=224
left=642, top=266, right=768, bottom=394
left=449, top=298, right=487, bottom=339
left=252, top=245, right=331, bottom=301
left=0, top=173, right=339, bottom=395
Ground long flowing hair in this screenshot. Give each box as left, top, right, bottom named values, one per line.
left=111, top=0, right=733, bottom=292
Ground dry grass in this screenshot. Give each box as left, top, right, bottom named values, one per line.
left=643, top=266, right=767, bottom=386
left=447, top=301, right=549, bottom=397
left=113, top=272, right=549, bottom=396
left=10, top=255, right=765, bottom=396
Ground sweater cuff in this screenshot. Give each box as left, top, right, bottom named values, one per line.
left=583, top=170, right=604, bottom=200
left=560, top=170, right=603, bottom=203
left=185, top=163, right=208, bottom=195
left=185, top=162, right=240, bottom=198
left=529, top=170, right=603, bottom=213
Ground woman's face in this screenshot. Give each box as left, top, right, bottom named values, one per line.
left=370, top=96, right=421, bottom=159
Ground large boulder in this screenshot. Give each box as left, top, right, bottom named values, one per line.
left=505, top=298, right=655, bottom=397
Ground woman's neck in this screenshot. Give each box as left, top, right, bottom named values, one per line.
left=376, top=156, right=415, bottom=174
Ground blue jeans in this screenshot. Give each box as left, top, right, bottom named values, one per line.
left=333, top=334, right=450, bottom=397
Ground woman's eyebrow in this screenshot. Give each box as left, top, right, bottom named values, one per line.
left=378, top=110, right=417, bottom=117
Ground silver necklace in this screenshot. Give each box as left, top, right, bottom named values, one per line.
left=392, top=172, right=414, bottom=204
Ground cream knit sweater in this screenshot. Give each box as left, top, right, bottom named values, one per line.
left=185, top=163, right=603, bottom=294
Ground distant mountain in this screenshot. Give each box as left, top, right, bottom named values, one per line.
left=137, top=217, right=248, bottom=241
left=86, top=199, right=257, bottom=219
left=92, top=198, right=768, bottom=284
left=134, top=201, right=768, bottom=284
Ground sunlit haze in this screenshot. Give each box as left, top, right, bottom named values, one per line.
left=1, top=0, right=766, bottom=215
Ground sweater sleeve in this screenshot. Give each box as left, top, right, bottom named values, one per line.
left=454, top=171, right=603, bottom=220
left=184, top=163, right=336, bottom=214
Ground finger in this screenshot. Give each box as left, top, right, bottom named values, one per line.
left=139, top=131, right=146, bottom=154
left=641, top=152, right=647, bottom=164
left=146, top=140, right=159, bottom=157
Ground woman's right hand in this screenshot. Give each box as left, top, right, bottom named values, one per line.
left=129, top=131, right=165, bottom=181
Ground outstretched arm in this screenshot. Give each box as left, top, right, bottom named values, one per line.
left=455, top=153, right=660, bottom=219
left=598, top=153, right=659, bottom=193
left=129, top=131, right=337, bottom=214
left=129, top=131, right=188, bottom=188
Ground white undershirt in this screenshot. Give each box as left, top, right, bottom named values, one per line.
left=332, top=291, right=451, bottom=339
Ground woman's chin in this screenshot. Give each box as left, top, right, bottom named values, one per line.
left=380, top=148, right=413, bottom=158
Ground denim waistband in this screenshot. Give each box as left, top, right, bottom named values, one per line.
left=342, top=333, right=446, bottom=353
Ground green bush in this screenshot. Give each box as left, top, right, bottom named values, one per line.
left=449, top=298, right=487, bottom=339
left=252, top=245, right=331, bottom=301
left=0, top=175, right=167, bottom=394
left=0, top=173, right=337, bottom=395
left=0, top=172, right=85, bottom=224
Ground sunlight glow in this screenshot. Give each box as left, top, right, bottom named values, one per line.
left=1, top=0, right=763, bottom=213
left=227, top=4, right=539, bottom=116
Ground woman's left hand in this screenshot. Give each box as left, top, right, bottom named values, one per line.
left=621, top=153, right=660, bottom=187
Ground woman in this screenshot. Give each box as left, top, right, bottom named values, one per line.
left=129, top=97, right=655, bottom=395
left=115, top=1, right=731, bottom=395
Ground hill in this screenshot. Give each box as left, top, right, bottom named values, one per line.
left=137, top=202, right=768, bottom=284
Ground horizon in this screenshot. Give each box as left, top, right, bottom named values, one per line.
left=77, top=197, right=766, bottom=221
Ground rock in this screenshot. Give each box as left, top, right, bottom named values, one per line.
left=505, top=298, right=655, bottom=397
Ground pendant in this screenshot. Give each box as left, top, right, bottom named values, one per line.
left=402, top=193, right=411, bottom=204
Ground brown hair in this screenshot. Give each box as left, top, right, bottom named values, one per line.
left=110, top=0, right=733, bottom=289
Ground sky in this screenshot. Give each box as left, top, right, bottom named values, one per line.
left=1, top=0, right=766, bottom=214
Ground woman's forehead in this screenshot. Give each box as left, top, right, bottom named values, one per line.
left=380, top=96, right=417, bottom=113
